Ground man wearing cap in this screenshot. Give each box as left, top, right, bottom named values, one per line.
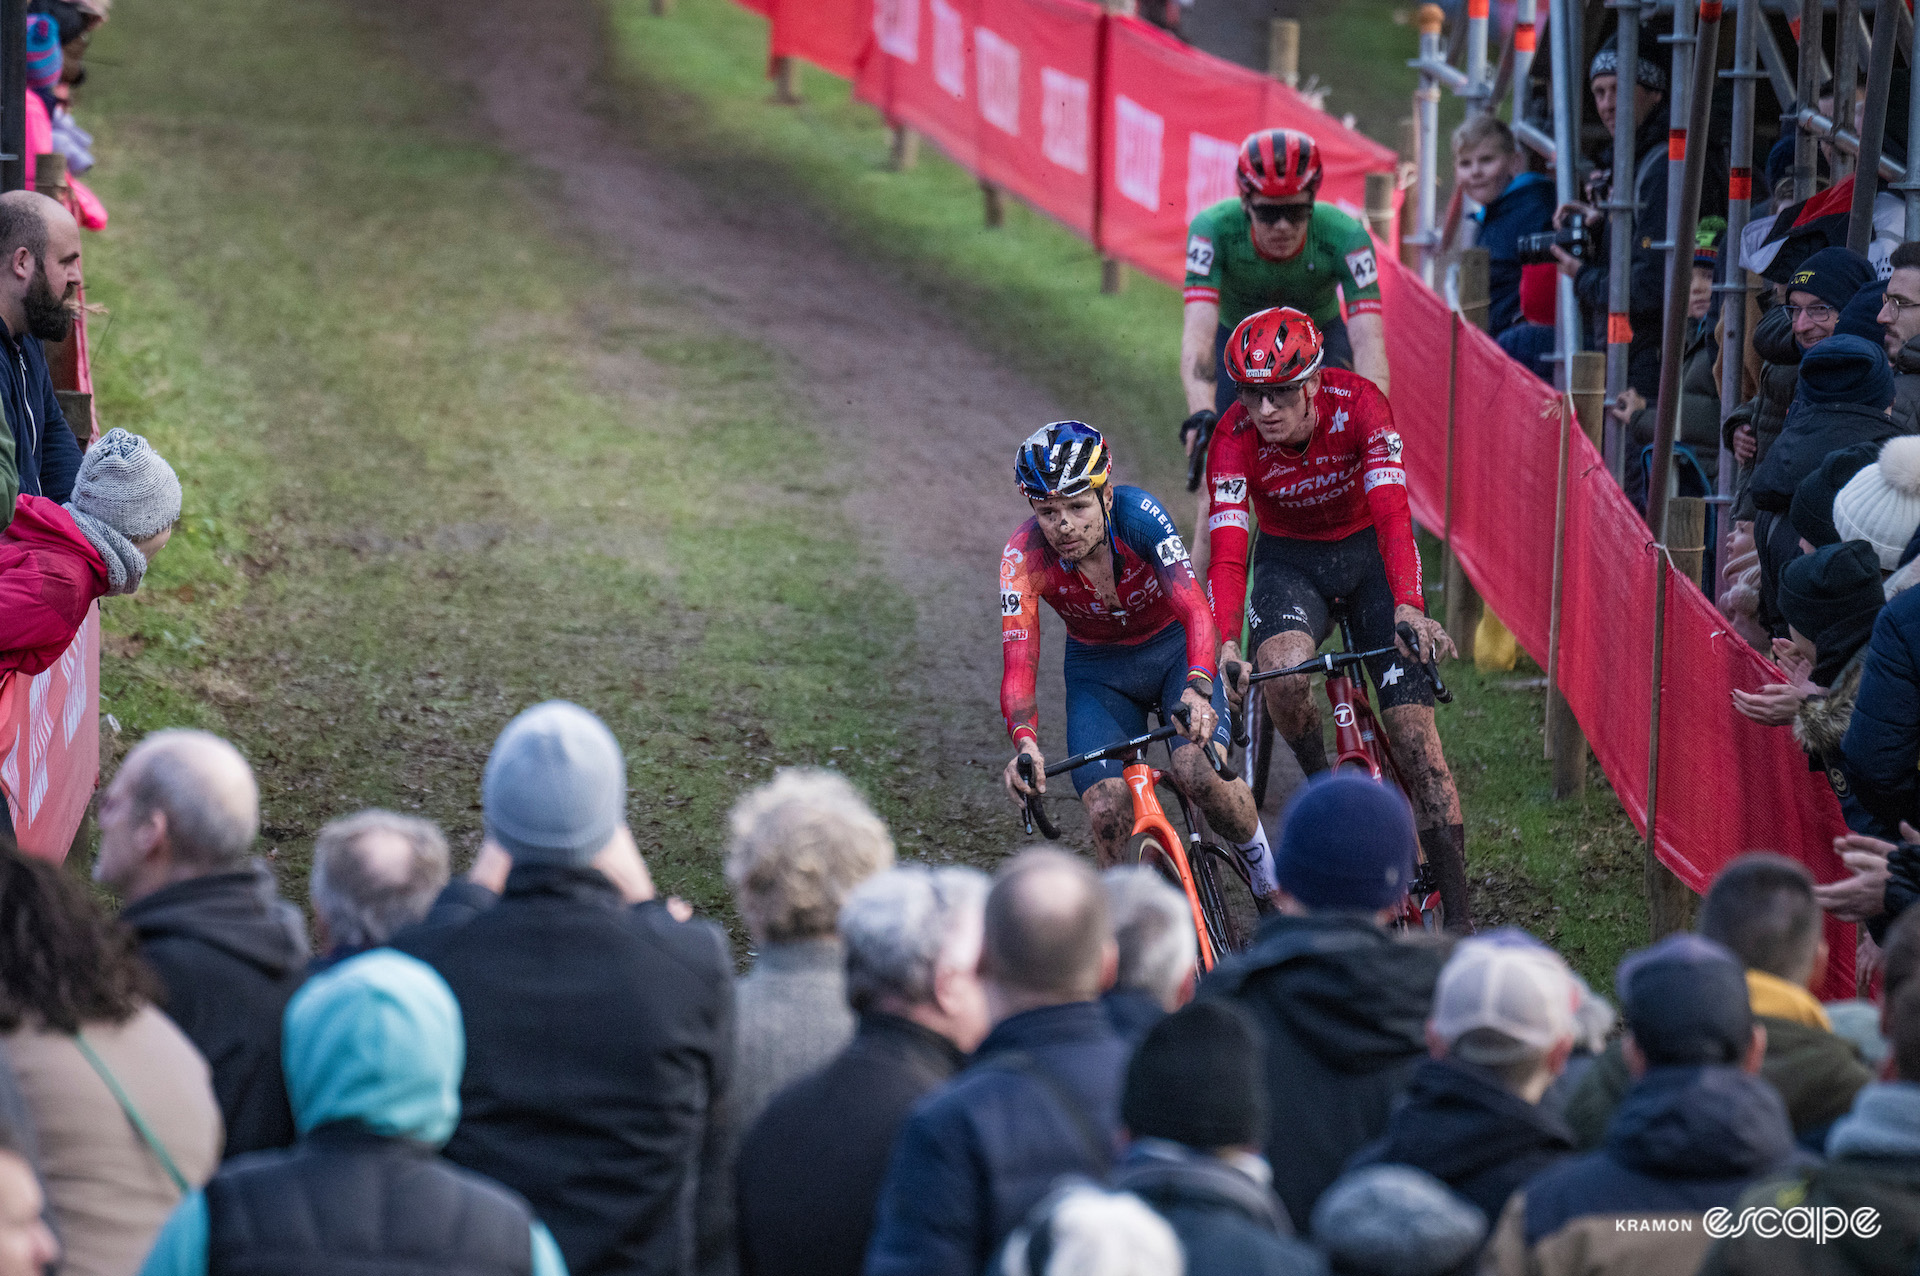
left=396, top=701, right=735, bottom=1276
left=1345, top=934, right=1578, bottom=1228
left=1203, top=774, right=1446, bottom=1233
left=1485, top=934, right=1794, bottom=1276
left=1111, top=1000, right=1323, bottom=1276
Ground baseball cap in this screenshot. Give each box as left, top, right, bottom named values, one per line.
left=1429, top=935, right=1577, bottom=1064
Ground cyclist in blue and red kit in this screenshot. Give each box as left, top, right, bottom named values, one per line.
left=1000, top=421, right=1280, bottom=900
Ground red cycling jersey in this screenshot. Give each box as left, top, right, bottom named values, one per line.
left=1000, top=485, right=1218, bottom=745
left=1203, top=367, right=1422, bottom=640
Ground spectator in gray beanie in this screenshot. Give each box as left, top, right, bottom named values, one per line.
left=1312, top=1165, right=1485, bottom=1276
left=1791, top=440, right=1880, bottom=548
left=397, top=700, right=737, bottom=1276
left=0, top=427, right=178, bottom=678
left=1112, top=1000, right=1324, bottom=1276
left=1204, top=775, right=1445, bottom=1231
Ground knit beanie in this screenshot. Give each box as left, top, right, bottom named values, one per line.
left=1834, top=436, right=1920, bottom=569
left=1796, top=334, right=1896, bottom=408
left=1838, top=280, right=1891, bottom=343
left=1789, top=248, right=1880, bottom=313
left=482, top=701, right=626, bottom=866
left=67, top=428, right=181, bottom=542
left=1122, top=1000, right=1265, bottom=1150
left=1273, top=774, right=1417, bottom=911
left=1617, top=934, right=1754, bottom=1066
left=1791, top=440, right=1881, bottom=548
left=1779, top=538, right=1885, bottom=633
left=24, top=16, right=59, bottom=94
left=1312, top=1166, right=1487, bottom=1276
left=1693, top=217, right=1725, bottom=272
left=1589, top=30, right=1668, bottom=94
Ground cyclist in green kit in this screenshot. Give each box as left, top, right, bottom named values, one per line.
left=1179, top=130, right=1389, bottom=565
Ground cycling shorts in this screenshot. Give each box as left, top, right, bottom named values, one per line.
left=1063, top=623, right=1232, bottom=795
left=1246, top=526, right=1434, bottom=711
left=1211, top=318, right=1353, bottom=415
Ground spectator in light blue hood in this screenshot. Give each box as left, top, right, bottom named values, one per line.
left=135, top=950, right=568, bottom=1276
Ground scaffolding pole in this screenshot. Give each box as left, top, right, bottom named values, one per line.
left=1513, top=0, right=1538, bottom=126
left=1908, top=0, right=1920, bottom=238
left=1414, top=4, right=1446, bottom=284
left=1664, top=0, right=1699, bottom=325
left=1717, top=0, right=1760, bottom=521
left=1550, top=0, right=1586, bottom=389
left=1795, top=0, right=1823, bottom=200
left=1604, top=0, right=1639, bottom=479
left=1834, top=0, right=1860, bottom=180
left=1849, top=0, right=1900, bottom=254
left=1467, top=0, right=1492, bottom=112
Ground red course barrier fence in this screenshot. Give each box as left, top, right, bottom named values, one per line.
left=748, top=0, right=1860, bottom=991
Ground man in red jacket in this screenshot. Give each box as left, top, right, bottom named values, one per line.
left=0, top=426, right=178, bottom=677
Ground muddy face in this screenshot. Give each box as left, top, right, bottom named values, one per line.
left=1029, top=489, right=1111, bottom=563
left=1241, top=371, right=1320, bottom=448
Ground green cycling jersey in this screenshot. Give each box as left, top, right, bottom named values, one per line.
left=1182, top=199, right=1382, bottom=331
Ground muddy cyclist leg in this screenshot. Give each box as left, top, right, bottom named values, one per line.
left=1169, top=746, right=1281, bottom=900
left=1080, top=777, right=1134, bottom=869
left=1255, top=631, right=1329, bottom=779
left=1381, top=703, right=1471, bottom=930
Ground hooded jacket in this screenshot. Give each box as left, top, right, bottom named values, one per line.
left=0, top=317, right=78, bottom=504
left=0, top=492, right=105, bottom=677
left=1698, top=1081, right=1920, bottom=1275
left=396, top=863, right=734, bottom=1276
left=1472, top=172, right=1556, bottom=338
left=1202, top=913, right=1446, bottom=1231
left=1346, top=1056, right=1576, bottom=1226
left=1112, top=1140, right=1327, bottom=1276
left=135, top=950, right=568, bottom=1276
left=1842, top=584, right=1920, bottom=832
left=121, top=862, right=310, bottom=1158
left=1565, top=970, right=1872, bottom=1151
left=1752, top=399, right=1907, bottom=516
left=863, top=1001, right=1131, bottom=1276
left=1486, top=1065, right=1797, bottom=1276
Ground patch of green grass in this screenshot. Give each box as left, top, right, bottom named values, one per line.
left=600, top=0, right=1647, bottom=983
left=76, top=0, right=989, bottom=936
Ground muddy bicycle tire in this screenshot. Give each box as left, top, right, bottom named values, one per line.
left=1192, top=842, right=1259, bottom=958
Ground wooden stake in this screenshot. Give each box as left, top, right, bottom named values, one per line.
left=982, top=181, right=1005, bottom=229
left=650, top=0, right=673, bottom=14
left=1364, top=172, right=1396, bottom=246
left=1545, top=351, right=1604, bottom=797
left=772, top=56, right=802, bottom=105
left=889, top=126, right=919, bottom=171
left=1268, top=19, right=1301, bottom=87
left=1101, top=258, right=1126, bottom=294
left=1443, top=250, right=1488, bottom=662
left=1668, top=497, right=1707, bottom=590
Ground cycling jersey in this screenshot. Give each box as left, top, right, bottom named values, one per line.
left=1183, top=199, right=1383, bottom=331
left=1203, top=367, right=1423, bottom=641
left=1000, top=484, right=1217, bottom=745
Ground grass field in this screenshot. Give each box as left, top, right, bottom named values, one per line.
left=598, top=0, right=1649, bottom=981
left=65, top=0, right=1648, bottom=983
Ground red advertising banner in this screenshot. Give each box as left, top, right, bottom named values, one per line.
left=1376, top=257, right=1855, bottom=998
left=771, top=0, right=870, bottom=79
left=1096, top=15, right=1401, bottom=287
left=973, top=0, right=1103, bottom=237
left=0, top=608, right=101, bottom=865
left=860, top=0, right=985, bottom=179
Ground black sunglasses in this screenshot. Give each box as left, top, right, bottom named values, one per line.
left=1248, top=200, right=1314, bottom=226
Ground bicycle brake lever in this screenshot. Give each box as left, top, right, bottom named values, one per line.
left=1222, top=661, right=1251, bottom=749
left=1016, top=755, right=1062, bottom=839
left=1173, top=705, right=1239, bottom=782
left=1395, top=621, right=1455, bottom=704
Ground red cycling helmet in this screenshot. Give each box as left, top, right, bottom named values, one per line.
left=1236, top=129, right=1323, bottom=200
left=1224, top=307, right=1324, bottom=387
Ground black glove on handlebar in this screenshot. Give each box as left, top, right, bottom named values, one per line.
left=1181, top=410, right=1220, bottom=493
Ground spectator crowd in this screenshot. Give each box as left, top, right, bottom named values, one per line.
left=0, top=698, right=1908, bottom=1275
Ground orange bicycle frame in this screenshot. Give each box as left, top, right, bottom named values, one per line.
left=1122, top=760, right=1221, bottom=971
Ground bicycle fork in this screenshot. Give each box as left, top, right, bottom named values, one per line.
left=1123, top=761, right=1220, bottom=971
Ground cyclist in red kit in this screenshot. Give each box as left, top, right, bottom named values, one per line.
left=1000, top=421, right=1281, bottom=899
left=1204, top=307, right=1472, bottom=926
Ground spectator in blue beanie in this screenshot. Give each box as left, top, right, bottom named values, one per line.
left=1203, top=774, right=1446, bottom=1233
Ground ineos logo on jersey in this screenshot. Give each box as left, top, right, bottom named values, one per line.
left=1186, top=235, right=1215, bottom=276
left=1345, top=248, right=1379, bottom=289
left=1212, top=476, right=1247, bottom=503
left=1154, top=536, right=1189, bottom=566
left=1000, top=591, right=1023, bottom=616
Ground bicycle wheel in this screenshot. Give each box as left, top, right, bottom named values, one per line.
left=1192, top=842, right=1260, bottom=958
left=1246, top=690, right=1277, bottom=811
left=1124, top=830, right=1183, bottom=890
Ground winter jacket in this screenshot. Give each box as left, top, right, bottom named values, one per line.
left=1565, top=970, right=1872, bottom=1152
left=1112, top=1140, right=1327, bottom=1276
left=396, top=863, right=734, bottom=1276
left=1797, top=650, right=1887, bottom=837
left=737, top=1013, right=965, bottom=1276
left=120, top=862, right=310, bottom=1159
left=1623, top=320, right=1722, bottom=500
left=1893, top=332, right=1920, bottom=436
left=1752, top=400, right=1907, bottom=515
left=1698, top=1081, right=1920, bottom=1276
left=0, top=316, right=78, bottom=504
left=1843, top=585, right=1920, bottom=833
left=1727, top=304, right=1805, bottom=520
left=732, top=938, right=854, bottom=1134
left=1576, top=111, right=1726, bottom=399
left=1485, top=1064, right=1797, bottom=1276
left=863, top=1001, right=1131, bottom=1276
left=1345, top=1056, right=1576, bottom=1226
left=136, top=950, right=568, bottom=1276
left=7, top=1006, right=222, bottom=1276
left=1473, top=172, right=1557, bottom=338
left=0, top=493, right=104, bottom=678
left=1100, top=986, right=1166, bottom=1045
left=1202, top=912, right=1447, bottom=1231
